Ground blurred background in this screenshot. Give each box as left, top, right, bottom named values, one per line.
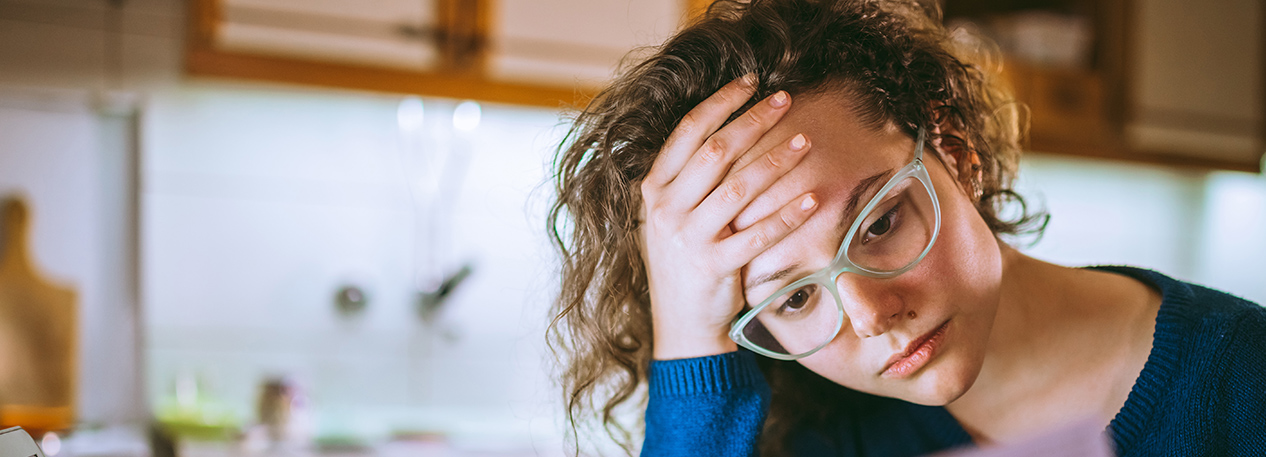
left=0, top=0, right=1261, bottom=456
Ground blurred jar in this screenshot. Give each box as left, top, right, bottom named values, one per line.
left=255, top=377, right=312, bottom=449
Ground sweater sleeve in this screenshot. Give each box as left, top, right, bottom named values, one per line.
left=642, top=351, right=771, bottom=457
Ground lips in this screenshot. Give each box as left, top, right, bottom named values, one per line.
left=881, top=320, right=950, bottom=379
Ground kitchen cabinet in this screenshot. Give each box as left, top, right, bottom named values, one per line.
left=1125, top=0, right=1262, bottom=171
left=485, top=0, right=682, bottom=87
left=187, top=0, right=684, bottom=107
left=188, top=0, right=1263, bottom=171
left=947, top=0, right=1263, bottom=172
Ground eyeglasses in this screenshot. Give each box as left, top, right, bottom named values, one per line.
left=729, top=128, right=941, bottom=360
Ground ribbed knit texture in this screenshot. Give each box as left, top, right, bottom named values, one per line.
left=1098, top=266, right=1266, bottom=456
left=641, top=267, right=1266, bottom=456
left=643, top=351, right=770, bottom=457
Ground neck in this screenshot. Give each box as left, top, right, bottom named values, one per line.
left=945, top=241, right=1151, bottom=444
left=974, top=244, right=1070, bottom=391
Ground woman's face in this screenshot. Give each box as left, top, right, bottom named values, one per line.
left=732, top=92, right=1003, bottom=406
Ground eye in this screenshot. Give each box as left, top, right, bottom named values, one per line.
left=862, top=202, right=902, bottom=243
left=776, top=285, right=818, bottom=315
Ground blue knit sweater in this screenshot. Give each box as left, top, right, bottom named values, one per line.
left=642, top=267, right=1266, bottom=456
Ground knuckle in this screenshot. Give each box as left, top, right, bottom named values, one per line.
left=748, top=230, right=772, bottom=250
left=720, top=179, right=747, bottom=203
left=645, top=208, right=672, bottom=230
left=699, top=138, right=727, bottom=165
left=715, top=87, right=740, bottom=106
left=674, top=113, right=697, bottom=137
left=640, top=179, right=656, bottom=197
left=779, top=210, right=798, bottom=230
left=762, top=150, right=783, bottom=169
left=719, top=84, right=752, bottom=107
left=742, top=108, right=768, bottom=129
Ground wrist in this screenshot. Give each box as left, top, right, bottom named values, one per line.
left=652, top=326, right=737, bottom=360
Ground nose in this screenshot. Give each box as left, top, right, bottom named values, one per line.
left=835, top=274, right=910, bottom=338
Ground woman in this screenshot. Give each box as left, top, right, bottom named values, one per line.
left=547, top=0, right=1266, bottom=456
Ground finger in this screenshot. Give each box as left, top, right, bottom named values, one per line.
left=691, top=133, right=810, bottom=230
left=717, top=193, right=818, bottom=270
left=666, top=90, right=792, bottom=209
left=644, top=73, right=758, bottom=188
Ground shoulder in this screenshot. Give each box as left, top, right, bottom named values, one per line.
left=1121, top=266, right=1263, bottom=372
left=1135, top=269, right=1266, bottom=445
left=1182, top=283, right=1266, bottom=400
left=1088, top=266, right=1261, bottom=340
left=1185, top=280, right=1265, bottom=326
left=1197, top=289, right=1266, bottom=452
left=1101, top=267, right=1266, bottom=454
left=1208, top=295, right=1266, bottom=394
left=1159, top=275, right=1264, bottom=356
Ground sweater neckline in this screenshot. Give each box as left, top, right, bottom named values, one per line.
left=1086, top=266, right=1192, bottom=452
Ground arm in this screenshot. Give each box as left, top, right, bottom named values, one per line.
left=636, top=75, right=812, bottom=456
left=643, top=351, right=770, bottom=457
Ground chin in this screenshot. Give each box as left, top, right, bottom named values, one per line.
left=897, top=352, right=980, bottom=406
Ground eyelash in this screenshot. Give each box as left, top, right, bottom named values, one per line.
left=775, top=285, right=817, bottom=316
left=861, top=201, right=903, bottom=244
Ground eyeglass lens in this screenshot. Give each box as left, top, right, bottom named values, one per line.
left=741, top=173, right=937, bottom=357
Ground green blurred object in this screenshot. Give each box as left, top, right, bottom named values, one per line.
left=314, top=434, right=373, bottom=453
left=153, top=375, right=241, bottom=442
left=154, top=406, right=240, bottom=442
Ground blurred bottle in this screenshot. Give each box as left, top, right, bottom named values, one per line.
left=255, top=377, right=313, bottom=450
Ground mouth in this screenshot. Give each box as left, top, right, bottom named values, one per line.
left=881, top=319, right=950, bottom=379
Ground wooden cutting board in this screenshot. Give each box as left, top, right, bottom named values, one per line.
left=0, top=197, right=76, bottom=432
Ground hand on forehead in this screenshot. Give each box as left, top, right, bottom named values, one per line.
left=727, top=93, right=914, bottom=233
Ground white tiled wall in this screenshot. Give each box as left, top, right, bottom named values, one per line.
left=141, top=84, right=569, bottom=446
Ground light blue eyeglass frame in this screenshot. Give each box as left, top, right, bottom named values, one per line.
left=729, top=127, right=941, bottom=361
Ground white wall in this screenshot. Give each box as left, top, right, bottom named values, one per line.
left=141, top=83, right=569, bottom=447
left=1018, top=152, right=1266, bottom=304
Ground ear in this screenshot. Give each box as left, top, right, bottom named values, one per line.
left=928, top=110, right=982, bottom=198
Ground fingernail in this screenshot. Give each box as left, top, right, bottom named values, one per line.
left=769, top=91, right=788, bottom=107
left=800, top=194, right=817, bottom=211
left=789, top=133, right=806, bottom=150
left=740, top=72, right=757, bottom=87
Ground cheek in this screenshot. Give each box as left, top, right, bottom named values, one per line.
left=923, top=172, right=1003, bottom=313
left=894, top=170, right=1003, bottom=402
left=797, top=340, right=874, bottom=389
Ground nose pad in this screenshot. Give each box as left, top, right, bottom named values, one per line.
left=835, top=274, right=909, bottom=338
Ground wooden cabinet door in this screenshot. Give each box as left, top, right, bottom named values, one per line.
left=215, top=0, right=442, bottom=71
left=486, top=0, right=684, bottom=86
left=1127, top=0, right=1263, bottom=169
left=188, top=0, right=694, bottom=107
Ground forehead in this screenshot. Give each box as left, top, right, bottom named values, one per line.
left=730, top=92, right=913, bottom=231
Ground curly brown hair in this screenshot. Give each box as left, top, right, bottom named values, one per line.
left=547, top=0, right=1047, bottom=455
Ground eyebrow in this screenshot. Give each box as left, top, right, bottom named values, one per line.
left=747, top=263, right=803, bottom=292
left=837, top=168, right=896, bottom=234
left=744, top=167, right=895, bottom=293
